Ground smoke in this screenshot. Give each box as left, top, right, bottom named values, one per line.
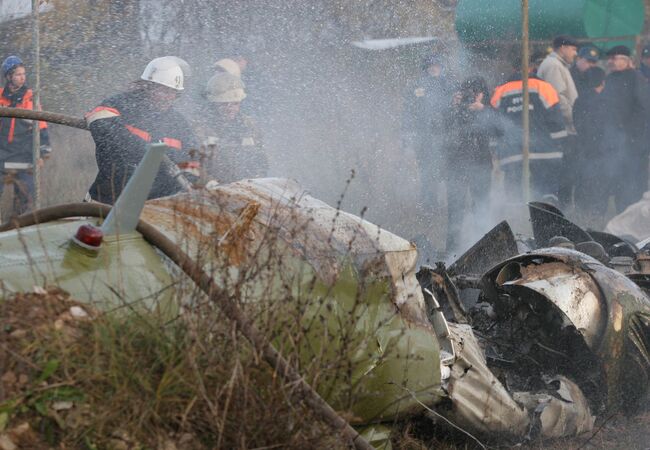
left=133, top=0, right=452, bottom=244
left=0, top=0, right=540, bottom=261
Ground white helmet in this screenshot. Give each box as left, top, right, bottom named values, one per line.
left=213, top=58, right=241, bottom=78
left=140, top=56, right=185, bottom=91
left=166, top=56, right=191, bottom=77
left=205, top=72, right=246, bottom=103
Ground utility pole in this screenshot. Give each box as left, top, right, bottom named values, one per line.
left=31, top=0, right=41, bottom=209
left=521, top=0, right=530, bottom=202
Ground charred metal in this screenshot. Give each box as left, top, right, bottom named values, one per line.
left=412, top=202, right=650, bottom=443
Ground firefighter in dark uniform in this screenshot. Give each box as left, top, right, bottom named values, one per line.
left=402, top=54, right=450, bottom=214
left=196, top=72, right=267, bottom=184
left=491, top=61, right=568, bottom=200
left=85, top=56, right=198, bottom=204
left=0, top=55, right=51, bottom=215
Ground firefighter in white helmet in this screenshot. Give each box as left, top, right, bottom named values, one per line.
left=196, top=72, right=267, bottom=184
left=85, top=56, right=200, bottom=204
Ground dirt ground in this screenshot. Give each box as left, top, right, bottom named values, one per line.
left=529, top=404, right=650, bottom=450
left=0, top=288, right=95, bottom=449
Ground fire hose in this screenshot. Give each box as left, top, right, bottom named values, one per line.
left=0, top=205, right=374, bottom=449
left=0, top=107, right=193, bottom=192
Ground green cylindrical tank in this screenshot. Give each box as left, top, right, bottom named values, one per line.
left=456, top=0, right=644, bottom=45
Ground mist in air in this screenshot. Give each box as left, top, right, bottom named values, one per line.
left=0, top=0, right=567, bottom=259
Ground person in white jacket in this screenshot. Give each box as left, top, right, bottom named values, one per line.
left=537, top=35, right=579, bottom=208
left=537, top=35, right=579, bottom=133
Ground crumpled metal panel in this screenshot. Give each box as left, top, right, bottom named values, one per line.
left=482, top=247, right=650, bottom=412
left=528, top=202, right=593, bottom=248
left=440, top=326, right=594, bottom=440
left=448, top=220, right=519, bottom=277
left=143, top=178, right=430, bottom=328
left=513, top=376, right=595, bottom=438
left=142, top=178, right=443, bottom=421
left=496, top=261, right=607, bottom=348
left=625, top=313, right=650, bottom=409
left=441, top=324, right=531, bottom=437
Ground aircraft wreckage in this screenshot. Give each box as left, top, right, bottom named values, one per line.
left=0, top=143, right=649, bottom=449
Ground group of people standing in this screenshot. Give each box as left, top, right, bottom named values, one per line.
left=0, top=53, right=268, bottom=215
left=1, top=38, right=648, bottom=252
left=86, top=55, right=268, bottom=204
left=403, top=36, right=650, bottom=254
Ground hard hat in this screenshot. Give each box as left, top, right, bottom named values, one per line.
left=213, top=58, right=241, bottom=77
left=165, top=56, right=191, bottom=77
left=205, top=72, right=246, bottom=103
left=140, top=56, right=185, bottom=91
left=2, top=56, right=23, bottom=77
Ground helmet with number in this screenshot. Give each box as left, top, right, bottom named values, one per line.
left=205, top=72, right=246, bottom=103
left=2, top=56, right=23, bottom=77
left=140, top=56, right=185, bottom=91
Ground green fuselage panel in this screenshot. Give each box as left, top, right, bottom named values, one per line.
left=0, top=219, right=443, bottom=424
left=0, top=220, right=175, bottom=315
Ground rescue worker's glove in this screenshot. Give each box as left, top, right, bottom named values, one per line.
left=176, top=161, right=201, bottom=186
left=39, top=145, right=52, bottom=158
left=205, top=180, right=219, bottom=190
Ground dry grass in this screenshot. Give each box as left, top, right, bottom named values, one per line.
left=0, top=185, right=390, bottom=449
left=0, top=286, right=348, bottom=449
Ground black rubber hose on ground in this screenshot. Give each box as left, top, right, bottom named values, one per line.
left=0, top=203, right=374, bottom=450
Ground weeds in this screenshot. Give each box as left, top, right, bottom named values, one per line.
left=0, top=287, right=345, bottom=449
left=0, top=178, right=454, bottom=449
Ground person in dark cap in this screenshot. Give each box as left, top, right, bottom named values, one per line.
left=552, top=35, right=579, bottom=49
left=602, top=45, right=650, bottom=211
left=401, top=53, right=450, bottom=219
left=573, top=67, right=609, bottom=223
left=538, top=35, right=579, bottom=133
left=571, top=45, right=600, bottom=96
left=537, top=35, right=579, bottom=208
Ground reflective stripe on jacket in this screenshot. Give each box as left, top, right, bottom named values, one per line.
left=86, top=90, right=199, bottom=204
left=491, top=76, right=567, bottom=163
left=0, top=85, right=50, bottom=164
